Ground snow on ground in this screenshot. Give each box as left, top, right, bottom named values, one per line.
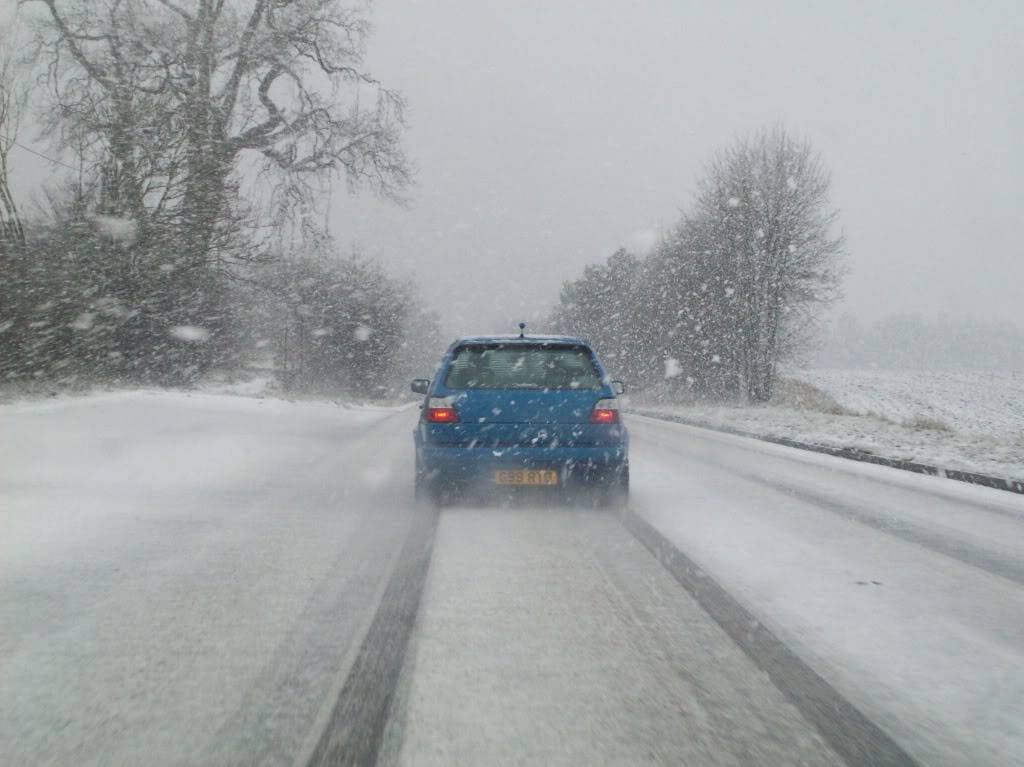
left=629, top=415, right=1024, bottom=767
left=0, top=390, right=399, bottom=568
left=0, top=387, right=399, bottom=418
left=796, top=369, right=1024, bottom=439
left=0, top=390, right=409, bottom=765
left=198, top=374, right=277, bottom=397
left=5, top=391, right=1022, bottom=764
left=633, top=369, right=1024, bottom=480
left=387, top=507, right=841, bottom=766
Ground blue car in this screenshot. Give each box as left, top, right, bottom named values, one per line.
left=411, top=334, right=629, bottom=505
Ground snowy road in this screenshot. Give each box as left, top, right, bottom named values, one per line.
left=1, top=393, right=415, bottom=766
left=625, top=416, right=1024, bottom=767
left=2, top=394, right=1022, bottom=766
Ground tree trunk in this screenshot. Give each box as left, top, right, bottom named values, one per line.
left=0, top=148, right=24, bottom=251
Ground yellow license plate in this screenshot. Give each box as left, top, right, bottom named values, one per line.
left=495, top=469, right=559, bottom=486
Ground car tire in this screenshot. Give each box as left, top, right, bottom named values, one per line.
left=415, top=467, right=441, bottom=506
left=599, top=464, right=629, bottom=510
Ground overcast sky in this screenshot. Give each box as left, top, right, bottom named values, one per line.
left=6, top=1, right=1022, bottom=338
left=329, top=0, right=1023, bottom=336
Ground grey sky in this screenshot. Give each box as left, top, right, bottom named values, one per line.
left=6, top=1, right=1022, bottom=337
left=330, top=0, right=1023, bottom=335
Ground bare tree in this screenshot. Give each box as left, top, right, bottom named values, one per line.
left=692, top=127, right=843, bottom=400
left=551, top=127, right=844, bottom=402
left=550, top=248, right=641, bottom=366
left=23, top=0, right=409, bottom=251
left=0, top=34, right=28, bottom=250
left=13, top=0, right=410, bottom=381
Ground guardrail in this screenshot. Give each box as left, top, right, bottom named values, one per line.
left=629, top=408, right=1024, bottom=496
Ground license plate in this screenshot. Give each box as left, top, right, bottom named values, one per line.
left=495, top=469, right=559, bottom=486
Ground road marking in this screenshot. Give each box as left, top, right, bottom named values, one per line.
left=622, top=509, right=922, bottom=767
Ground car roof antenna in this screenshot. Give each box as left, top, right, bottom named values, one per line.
left=518, top=322, right=526, bottom=339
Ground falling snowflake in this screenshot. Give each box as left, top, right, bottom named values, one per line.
left=70, top=312, right=96, bottom=331
left=95, top=216, right=139, bottom=244
left=169, top=325, right=210, bottom=342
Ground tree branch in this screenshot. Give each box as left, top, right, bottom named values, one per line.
left=27, top=0, right=115, bottom=89
left=153, top=0, right=193, bottom=22
left=215, top=0, right=269, bottom=135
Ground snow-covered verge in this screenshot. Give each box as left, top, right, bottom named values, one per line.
left=0, top=371, right=411, bottom=410
left=0, top=390, right=401, bottom=571
left=631, top=371, right=1024, bottom=481
left=0, top=390, right=413, bottom=765
left=0, top=388, right=401, bottom=419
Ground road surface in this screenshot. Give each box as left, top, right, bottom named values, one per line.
left=2, top=393, right=1022, bottom=766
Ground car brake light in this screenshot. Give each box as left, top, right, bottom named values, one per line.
left=590, top=398, right=620, bottom=424
left=425, top=397, right=459, bottom=423
left=427, top=407, right=459, bottom=423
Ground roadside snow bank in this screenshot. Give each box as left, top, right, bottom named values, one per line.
left=0, top=390, right=403, bottom=568
left=0, top=388, right=402, bottom=418
left=0, top=391, right=400, bottom=492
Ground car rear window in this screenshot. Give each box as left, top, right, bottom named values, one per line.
left=444, top=344, right=603, bottom=390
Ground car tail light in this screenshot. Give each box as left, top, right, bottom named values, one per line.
left=590, top=398, right=620, bottom=424
left=425, top=396, right=459, bottom=423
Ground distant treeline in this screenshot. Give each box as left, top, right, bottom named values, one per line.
left=550, top=127, right=843, bottom=402
left=814, top=314, right=1024, bottom=370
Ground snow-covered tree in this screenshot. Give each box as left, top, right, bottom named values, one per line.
left=550, top=248, right=641, bottom=373
left=254, top=252, right=413, bottom=397
left=551, top=127, right=844, bottom=402
left=691, top=127, right=843, bottom=400
left=0, top=35, right=27, bottom=251
left=5, top=0, right=410, bottom=384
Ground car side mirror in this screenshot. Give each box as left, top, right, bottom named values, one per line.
left=410, top=378, right=431, bottom=395
left=611, top=380, right=626, bottom=395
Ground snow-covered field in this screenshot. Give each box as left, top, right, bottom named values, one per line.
left=797, top=369, right=1024, bottom=440
left=634, top=369, right=1024, bottom=481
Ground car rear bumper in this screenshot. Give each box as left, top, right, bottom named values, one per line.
left=417, top=443, right=627, bottom=486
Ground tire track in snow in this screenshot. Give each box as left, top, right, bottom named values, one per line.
left=757, top=479, right=1024, bottom=587
left=622, top=509, right=921, bottom=767
left=635, top=417, right=1024, bottom=585
left=305, top=501, right=439, bottom=767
